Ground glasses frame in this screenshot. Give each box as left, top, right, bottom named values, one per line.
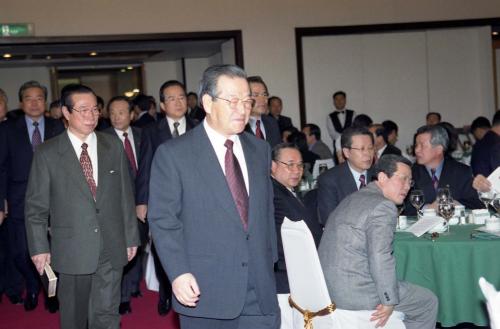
left=276, top=160, right=305, bottom=171
left=71, top=106, right=100, bottom=115
left=349, top=146, right=375, bottom=153
left=213, top=96, right=255, bottom=110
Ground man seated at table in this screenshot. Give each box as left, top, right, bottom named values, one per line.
left=405, top=125, right=482, bottom=215
left=319, top=155, right=438, bottom=329
left=317, top=126, right=374, bottom=225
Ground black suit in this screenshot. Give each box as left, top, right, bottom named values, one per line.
left=188, top=106, right=205, bottom=124
left=245, top=115, right=281, bottom=148
left=272, top=178, right=321, bottom=294
left=271, top=115, right=293, bottom=133
left=317, top=162, right=373, bottom=225
left=404, top=157, right=483, bottom=215
left=0, top=115, right=64, bottom=297
left=381, top=144, right=402, bottom=157
left=133, top=112, right=156, bottom=128
left=471, top=130, right=500, bottom=176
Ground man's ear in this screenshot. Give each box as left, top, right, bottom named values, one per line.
left=62, top=106, right=71, bottom=121
left=377, top=171, right=389, bottom=184
left=201, top=94, right=213, bottom=115
left=342, top=148, right=350, bottom=160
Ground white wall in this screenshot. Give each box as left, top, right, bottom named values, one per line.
left=0, top=67, right=52, bottom=110
left=221, top=39, right=235, bottom=65
left=143, top=60, right=182, bottom=98
left=496, top=49, right=500, bottom=109
left=184, top=58, right=211, bottom=94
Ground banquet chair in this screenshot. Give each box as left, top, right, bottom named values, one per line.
left=281, top=217, right=406, bottom=329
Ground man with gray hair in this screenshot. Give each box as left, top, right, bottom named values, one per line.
left=405, top=125, right=482, bottom=215
left=148, top=64, right=280, bottom=329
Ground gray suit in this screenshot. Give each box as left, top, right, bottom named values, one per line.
left=318, top=183, right=438, bottom=329
left=25, top=131, right=139, bottom=329
left=148, top=124, right=279, bottom=327
left=310, top=140, right=333, bottom=159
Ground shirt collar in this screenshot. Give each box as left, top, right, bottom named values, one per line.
left=426, top=159, right=444, bottom=179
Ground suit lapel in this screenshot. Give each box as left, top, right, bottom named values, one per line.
left=240, top=133, right=257, bottom=229
left=158, top=119, right=172, bottom=143
left=342, top=162, right=359, bottom=192
left=15, top=116, right=33, bottom=154
left=132, top=126, right=141, bottom=153
left=95, top=133, right=113, bottom=203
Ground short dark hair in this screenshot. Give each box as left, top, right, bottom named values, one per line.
left=268, top=96, right=282, bottom=106
left=340, top=126, right=374, bottom=149
left=60, top=84, right=97, bottom=112
left=470, top=116, right=491, bottom=133
left=96, top=95, right=104, bottom=108
left=272, top=142, right=300, bottom=161
left=303, top=123, right=321, bottom=140
left=49, top=99, right=61, bottom=109
left=373, top=154, right=412, bottom=180
left=426, top=112, right=441, bottom=121
left=369, top=123, right=388, bottom=143
left=492, top=111, right=500, bottom=126
left=352, top=114, right=373, bottom=128
left=333, top=90, right=346, bottom=99
left=187, top=92, right=198, bottom=99
left=107, top=96, right=132, bottom=113
left=18, top=80, right=48, bottom=102
left=159, top=80, right=186, bottom=103
left=133, top=94, right=152, bottom=113
left=247, top=76, right=268, bottom=93
left=382, top=120, right=398, bottom=134
left=198, top=64, right=247, bottom=100
left=415, top=124, right=449, bottom=152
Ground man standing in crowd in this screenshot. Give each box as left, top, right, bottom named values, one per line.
left=136, top=80, right=196, bottom=316
left=471, top=112, right=499, bottom=177
left=132, top=94, right=157, bottom=128
left=245, top=76, right=281, bottom=148
left=317, top=126, right=374, bottom=225
left=406, top=125, right=482, bottom=214
left=148, top=64, right=280, bottom=329
left=426, top=112, right=441, bottom=126
left=302, top=123, right=333, bottom=159
left=268, top=96, right=293, bottom=133
left=105, top=96, right=146, bottom=315
left=369, top=123, right=401, bottom=163
left=382, top=120, right=399, bottom=146
left=187, top=91, right=205, bottom=123
left=319, top=155, right=438, bottom=329
left=326, top=90, right=355, bottom=163
left=0, top=81, right=65, bottom=311
left=25, top=84, right=139, bottom=329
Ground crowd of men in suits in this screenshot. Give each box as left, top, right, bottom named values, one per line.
left=0, top=65, right=499, bottom=329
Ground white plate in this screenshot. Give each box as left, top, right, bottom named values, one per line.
left=476, top=226, right=500, bottom=237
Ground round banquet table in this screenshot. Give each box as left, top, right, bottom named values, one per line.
left=394, top=224, right=500, bottom=327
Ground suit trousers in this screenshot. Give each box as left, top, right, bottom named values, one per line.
left=179, top=285, right=280, bottom=329
left=58, top=258, right=122, bottom=329
left=395, top=281, right=438, bottom=329
left=0, top=222, right=23, bottom=297
left=121, top=221, right=148, bottom=302
left=151, top=241, right=172, bottom=303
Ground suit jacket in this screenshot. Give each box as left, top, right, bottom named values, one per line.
left=380, top=144, right=402, bottom=157
left=133, top=112, right=155, bottom=128
left=0, top=115, right=65, bottom=217
left=135, top=116, right=195, bottom=205
left=272, top=178, right=322, bottom=294
left=103, top=126, right=142, bottom=184
left=188, top=106, right=206, bottom=124
left=310, top=140, right=333, bottom=159
left=318, top=182, right=399, bottom=310
left=471, top=130, right=500, bottom=176
left=273, top=115, right=293, bottom=133
left=24, top=132, right=139, bottom=275
left=148, top=124, right=279, bottom=319
left=317, top=162, right=373, bottom=225
left=245, top=115, right=281, bottom=148
left=404, top=157, right=483, bottom=215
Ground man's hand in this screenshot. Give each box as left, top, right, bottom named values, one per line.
left=172, top=273, right=200, bottom=307
left=473, top=175, right=491, bottom=192
left=136, top=204, right=148, bottom=223
left=31, top=253, right=51, bottom=275
left=127, top=247, right=137, bottom=261
left=370, top=304, right=394, bottom=328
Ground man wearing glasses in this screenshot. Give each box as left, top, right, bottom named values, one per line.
left=25, top=84, right=139, bottom=329
left=148, top=64, right=280, bottom=329
left=317, top=126, right=375, bottom=226
left=244, top=76, right=281, bottom=148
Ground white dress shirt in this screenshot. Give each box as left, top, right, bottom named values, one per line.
left=203, top=120, right=249, bottom=194
left=114, top=126, right=138, bottom=168
left=347, top=161, right=367, bottom=190
left=67, top=130, right=98, bottom=186
left=166, top=116, right=186, bottom=136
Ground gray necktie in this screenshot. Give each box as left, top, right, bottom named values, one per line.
left=172, top=122, right=180, bottom=138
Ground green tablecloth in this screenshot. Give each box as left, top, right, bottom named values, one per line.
left=394, top=224, right=500, bottom=327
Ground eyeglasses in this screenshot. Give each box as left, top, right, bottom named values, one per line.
left=72, top=106, right=100, bottom=115
left=164, top=95, right=186, bottom=103
left=349, top=146, right=374, bottom=153
left=276, top=160, right=305, bottom=171
left=213, top=96, right=255, bottom=110
left=250, top=92, right=269, bottom=98
left=392, top=173, right=415, bottom=187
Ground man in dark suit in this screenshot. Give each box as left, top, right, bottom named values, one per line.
left=271, top=143, right=322, bottom=328
left=132, top=94, right=157, bottom=128
left=268, top=96, right=293, bottom=133
left=104, top=96, right=145, bottom=315
left=0, top=87, right=7, bottom=122
left=471, top=112, right=500, bottom=177
left=187, top=92, right=205, bottom=124
left=369, top=124, right=402, bottom=163
left=25, top=84, right=139, bottom=329
left=405, top=125, right=482, bottom=215
left=244, top=76, right=281, bottom=148
left=0, top=81, right=65, bottom=311
left=135, top=80, right=195, bottom=316
left=317, top=126, right=375, bottom=226
left=302, top=123, right=333, bottom=159
left=326, top=91, right=355, bottom=164
left=148, top=64, right=280, bottom=329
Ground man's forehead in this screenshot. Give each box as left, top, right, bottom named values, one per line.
left=395, top=162, right=411, bottom=174
left=217, top=76, right=249, bottom=94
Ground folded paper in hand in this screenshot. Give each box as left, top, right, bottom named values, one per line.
left=41, top=263, right=57, bottom=297
left=405, top=216, right=444, bottom=237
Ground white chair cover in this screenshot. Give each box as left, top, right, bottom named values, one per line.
left=479, top=277, right=500, bottom=329
left=281, top=218, right=405, bottom=329
left=312, top=159, right=335, bottom=180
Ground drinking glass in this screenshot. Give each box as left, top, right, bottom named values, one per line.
left=492, top=196, right=500, bottom=218
left=437, top=187, right=451, bottom=203
left=410, top=190, right=424, bottom=220
left=478, top=190, right=496, bottom=210
left=438, top=197, right=455, bottom=234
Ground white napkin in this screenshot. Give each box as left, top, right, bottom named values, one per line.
left=488, top=167, right=500, bottom=194
left=479, top=277, right=500, bottom=329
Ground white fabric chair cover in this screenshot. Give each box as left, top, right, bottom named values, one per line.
left=281, top=218, right=405, bottom=329
left=479, top=277, right=500, bottom=329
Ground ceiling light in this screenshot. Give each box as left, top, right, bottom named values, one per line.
left=46, top=55, right=52, bottom=60
left=124, top=91, right=134, bottom=97
left=127, top=66, right=133, bottom=70
left=133, top=88, right=140, bottom=93
left=3, top=53, right=12, bottom=58
left=89, top=52, right=97, bottom=56
left=120, top=69, right=126, bottom=73
left=493, top=31, right=499, bottom=36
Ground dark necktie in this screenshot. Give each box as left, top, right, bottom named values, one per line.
left=123, top=132, right=137, bottom=173
left=31, top=121, right=42, bottom=151
left=80, top=143, right=97, bottom=199
left=172, top=122, right=180, bottom=138
left=359, top=174, right=366, bottom=189
left=224, top=139, right=249, bottom=231
left=255, top=120, right=264, bottom=139
left=431, top=169, right=439, bottom=190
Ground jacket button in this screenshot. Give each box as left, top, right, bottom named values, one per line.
left=246, top=234, right=250, bottom=240
left=96, top=209, right=100, bottom=214
left=94, top=228, right=98, bottom=233
left=241, top=262, right=247, bottom=267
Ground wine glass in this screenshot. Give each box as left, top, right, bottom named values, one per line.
left=410, top=190, right=424, bottom=220
left=436, top=187, right=451, bottom=203
left=478, top=190, right=496, bottom=210
left=438, top=197, right=455, bottom=234
left=492, top=196, right=500, bottom=218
